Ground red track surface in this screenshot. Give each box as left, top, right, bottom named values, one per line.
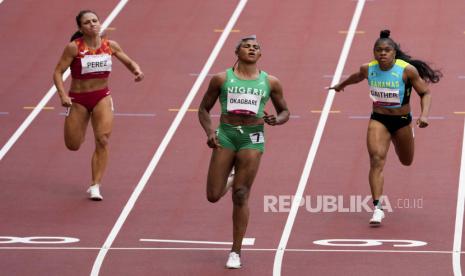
left=1, top=0, right=465, bottom=275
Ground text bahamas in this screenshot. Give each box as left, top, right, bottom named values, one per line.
left=369, top=80, right=400, bottom=88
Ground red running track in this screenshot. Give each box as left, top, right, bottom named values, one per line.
left=1, top=0, right=465, bottom=275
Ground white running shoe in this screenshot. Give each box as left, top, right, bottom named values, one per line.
left=369, top=208, right=385, bottom=225
left=87, top=184, right=103, bottom=201
left=226, top=252, right=241, bottom=269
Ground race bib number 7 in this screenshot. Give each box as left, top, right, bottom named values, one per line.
left=249, top=132, right=264, bottom=144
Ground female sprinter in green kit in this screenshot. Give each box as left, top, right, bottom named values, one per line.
left=198, top=35, right=290, bottom=269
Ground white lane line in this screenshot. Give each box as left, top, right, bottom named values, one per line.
left=189, top=73, right=215, bottom=77
left=0, top=247, right=460, bottom=254
left=453, top=118, right=465, bottom=276
left=0, top=71, right=66, bottom=161
left=272, top=1, right=367, bottom=275
left=90, top=1, right=248, bottom=275
left=323, top=74, right=349, bottom=79
left=0, top=0, right=129, bottom=162
left=140, top=238, right=255, bottom=246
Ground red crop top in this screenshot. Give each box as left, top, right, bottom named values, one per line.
left=70, top=38, right=113, bottom=80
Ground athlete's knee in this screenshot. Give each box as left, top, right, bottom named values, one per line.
left=396, top=148, right=414, bottom=166
left=207, top=191, right=221, bottom=203
left=65, top=142, right=80, bottom=151
left=399, top=156, right=413, bottom=166
left=65, top=138, right=82, bottom=151
left=369, top=154, right=386, bottom=169
left=95, top=133, right=110, bottom=148
left=232, top=187, right=249, bottom=206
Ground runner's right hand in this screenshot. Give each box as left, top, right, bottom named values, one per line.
left=60, top=95, right=73, bottom=107
left=206, top=132, right=221, bottom=148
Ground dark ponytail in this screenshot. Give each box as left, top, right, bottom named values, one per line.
left=374, top=30, right=442, bottom=83
left=70, top=31, right=83, bottom=42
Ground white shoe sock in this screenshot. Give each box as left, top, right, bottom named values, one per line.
left=226, top=251, right=241, bottom=269
left=87, top=184, right=103, bottom=201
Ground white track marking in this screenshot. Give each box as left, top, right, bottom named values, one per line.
left=0, top=0, right=129, bottom=162
left=453, top=119, right=465, bottom=276
left=140, top=238, right=255, bottom=246
left=0, top=247, right=459, bottom=254
left=89, top=1, right=248, bottom=275
left=0, top=69, right=67, bottom=161
left=272, top=1, right=366, bottom=275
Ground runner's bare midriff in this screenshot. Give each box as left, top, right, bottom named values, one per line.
left=373, top=104, right=410, bottom=115
left=220, top=113, right=264, bottom=126
left=70, top=78, right=108, bottom=93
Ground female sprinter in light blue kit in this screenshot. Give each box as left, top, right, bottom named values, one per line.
left=329, top=30, right=442, bottom=225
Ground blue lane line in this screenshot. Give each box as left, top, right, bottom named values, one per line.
left=114, top=113, right=156, bottom=117
left=349, top=115, right=446, bottom=120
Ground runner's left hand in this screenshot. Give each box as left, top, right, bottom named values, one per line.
left=264, top=111, right=278, bottom=126
left=417, top=117, right=429, bottom=128
left=134, top=70, right=144, bottom=82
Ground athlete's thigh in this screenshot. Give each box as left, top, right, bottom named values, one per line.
left=91, top=96, right=113, bottom=138
left=234, top=149, right=263, bottom=189
left=391, top=124, right=414, bottom=162
left=207, top=147, right=236, bottom=191
left=366, top=119, right=392, bottom=159
left=64, top=103, right=90, bottom=143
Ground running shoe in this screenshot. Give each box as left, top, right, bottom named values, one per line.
left=226, top=252, right=241, bottom=269
left=369, top=208, right=385, bottom=225
left=87, top=184, right=103, bottom=201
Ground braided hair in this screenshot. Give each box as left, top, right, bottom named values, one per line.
left=374, top=30, right=442, bottom=83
